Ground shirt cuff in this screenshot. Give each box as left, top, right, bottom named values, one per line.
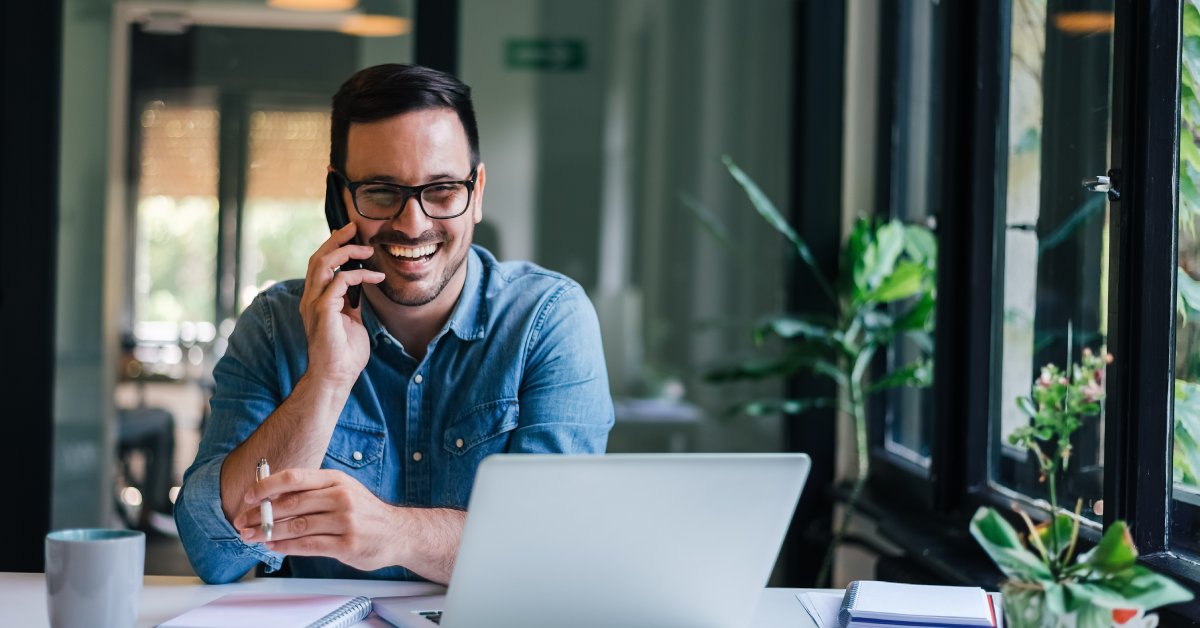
left=180, top=456, right=284, bottom=571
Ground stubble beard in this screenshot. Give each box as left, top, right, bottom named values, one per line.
left=365, top=224, right=474, bottom=307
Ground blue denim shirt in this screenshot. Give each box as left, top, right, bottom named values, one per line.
left=175, top=246, right=614, bottom=583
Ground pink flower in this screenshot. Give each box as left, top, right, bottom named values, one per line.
left=1081, top=380, right=1104, bottom=403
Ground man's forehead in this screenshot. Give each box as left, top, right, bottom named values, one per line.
left=343, top=108, right=471, bottom=179
left=347, top=107, right=463, bottom=138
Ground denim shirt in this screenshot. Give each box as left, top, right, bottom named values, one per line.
left=175, top=246, right=614, bottom=584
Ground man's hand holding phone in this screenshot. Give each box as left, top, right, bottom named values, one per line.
left=300, top=222, right=384, bottom=391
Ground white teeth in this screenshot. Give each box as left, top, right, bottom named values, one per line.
left=386, top=244, right=438, bottom=259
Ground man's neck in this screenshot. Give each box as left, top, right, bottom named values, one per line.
left=364, top=267, right=468, bottom=362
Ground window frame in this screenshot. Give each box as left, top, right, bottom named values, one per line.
left=861, top=0, right=1200, bottom=617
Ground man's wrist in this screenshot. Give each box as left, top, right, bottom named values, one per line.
left=297, top=368, right=357, bottom=405
left=388, top=505, right=415, bottom=568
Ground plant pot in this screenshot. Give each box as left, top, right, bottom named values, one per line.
left=1001, top=582, right=1157, bottom=628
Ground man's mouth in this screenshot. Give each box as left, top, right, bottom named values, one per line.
left=384, top=243, right=440, bottom=262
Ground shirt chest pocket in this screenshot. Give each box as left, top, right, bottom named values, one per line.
left=440, top=399, right=519, bottom=504
left=323, top=423, right=386, bottom=493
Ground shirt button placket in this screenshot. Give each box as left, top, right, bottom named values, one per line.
left=408, top=367, right=429, bottom=503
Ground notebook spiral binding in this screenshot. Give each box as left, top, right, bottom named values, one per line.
left=837, top=581, right=862, bottom=628
left=309, top=595, right=372, bottom=628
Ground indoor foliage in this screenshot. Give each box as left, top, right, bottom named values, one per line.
left=971, top=350, right=1192, bottom=627
left=699, top=156, right=936, bottom=586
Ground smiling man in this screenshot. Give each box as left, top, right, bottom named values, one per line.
left=175, top=64, right=615, bottom=584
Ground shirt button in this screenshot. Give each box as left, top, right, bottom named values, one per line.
left=412, top=451, right=423, bottom=462
left=455, top=438, right=464, bottom=449
left=382, top=336, right=391, bottom=344
left=352, top=451, right=363, bottom=461
left=414, top=374, right=424, bottom=384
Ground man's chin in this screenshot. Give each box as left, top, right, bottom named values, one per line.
left=375, top=280, right=441, bottom=307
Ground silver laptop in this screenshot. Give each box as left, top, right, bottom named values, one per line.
left=374, top=453, right=810, bottom=628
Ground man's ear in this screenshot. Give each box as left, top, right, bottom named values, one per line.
left=472, top=162, right=486, bottom=224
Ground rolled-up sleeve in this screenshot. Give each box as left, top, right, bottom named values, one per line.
left=509, top=283, right=615, bottom=454
left=174, top=295, right=286, bottom=583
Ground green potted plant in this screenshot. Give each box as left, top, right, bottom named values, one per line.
left=696, top=156, right=937, bottom=585
left=970, top=349, right=1193, bottom=627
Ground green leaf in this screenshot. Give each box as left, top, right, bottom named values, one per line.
left=1077, top=521, right=1138, bottom=574
left=1042, top=581, right=1071, bottom=615
left=1186, top=0, right=1200, bottom=38
left=704, top=352, right=847, bottom=387
left=968, top=507, right=1053, bottom=581
left=866, top=360, right=932, bottom=393
left=1109, top=564, right=1195, bottom=610
left=1173, top=380, right=1200, bottom=487
left=1184, top=131, right=1200, bottom=175
left=894, top=292, right=936, bottom=332
left=869, top=261, right=927, bottom=303
left=680, top=192, right=735, bottom=252
left=753, top=316, right=844, bottom=349
left=903, top=225, right=937, bottom=266
left=722, top=155, right=837, bottom=305
left=867, top=220, right=906, bottom=291
left=1037, top=513, right=1076, bottom=562
left=704, top=357, right=803, bottom=383
left=1179, top=269, right=1200, bottom=317
left=844, top=219, right=874, bottom=302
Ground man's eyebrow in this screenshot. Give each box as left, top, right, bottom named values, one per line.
left=355, top=172, right=462, bottom=184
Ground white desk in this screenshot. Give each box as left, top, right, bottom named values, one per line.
left=0, top=573, right=816, bottom=627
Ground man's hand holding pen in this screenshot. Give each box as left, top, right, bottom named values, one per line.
left=233, top=467, right=407, bottom=573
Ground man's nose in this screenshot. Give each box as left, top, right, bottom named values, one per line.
left=390, top=194, right=432, bottom=234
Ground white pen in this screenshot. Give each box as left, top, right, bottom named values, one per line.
left=255, top=458, right=273, bottom=541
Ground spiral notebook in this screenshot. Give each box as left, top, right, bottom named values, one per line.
left=837, top=581, right=996, bottom=628
left=157, top=593, right=372, bottom=628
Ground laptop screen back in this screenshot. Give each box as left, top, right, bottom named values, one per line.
left=440, top=453, right=810, bottom=628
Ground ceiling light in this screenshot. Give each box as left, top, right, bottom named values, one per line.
left=339, top=14, right=411, bottom=37
left=1053, top=11, right=1114, bottom=35
left=268, top=0, right=359, bottom=11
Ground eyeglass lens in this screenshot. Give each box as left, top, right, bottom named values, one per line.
left=355, top=182, right=470, bottom=219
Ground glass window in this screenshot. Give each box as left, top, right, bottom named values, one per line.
left=1172, top=0, right=1200, bottom=558
left=990, top=0, right=1114, bottom=524
left=879, top=0, right=944, bottom=470
left=133, top=97, right=220, bottom=361
left=238, top=107, right=331, bottom=311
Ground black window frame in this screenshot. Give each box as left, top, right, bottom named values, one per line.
left=857, top=0, right=1200, bottom=619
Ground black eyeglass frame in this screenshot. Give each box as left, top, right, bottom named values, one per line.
left=332, top=167, right=479, bottom=220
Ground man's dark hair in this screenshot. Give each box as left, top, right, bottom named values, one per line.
left=330, top=63, right=480, bottom=173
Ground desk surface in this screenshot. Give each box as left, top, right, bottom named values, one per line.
left=1, top=572, right=815, bottom=627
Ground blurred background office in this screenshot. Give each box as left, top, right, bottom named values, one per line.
left=9, top=0, right=801, bottom=578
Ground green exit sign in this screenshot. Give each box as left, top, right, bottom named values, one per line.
left=505, top=39, right=586, bottom=72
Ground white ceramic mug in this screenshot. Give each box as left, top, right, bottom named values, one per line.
left=45, top=529, right=145, bottom=628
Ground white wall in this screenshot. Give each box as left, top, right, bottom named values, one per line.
left=459, top=0, right=541, bottom=262
left=459, top=0, right=794, bottom=453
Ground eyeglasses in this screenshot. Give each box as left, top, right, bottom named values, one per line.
left=333, top=167, right=478, bottom=220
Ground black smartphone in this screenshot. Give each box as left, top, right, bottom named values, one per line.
left=324, top=172, right=364, bottom=309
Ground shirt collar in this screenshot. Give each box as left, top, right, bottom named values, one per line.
left=445, top=246, right=488, bottom=341
left=361, top=246, right=488, bottom=348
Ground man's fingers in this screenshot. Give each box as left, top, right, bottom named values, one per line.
left=264, top=534, right=342, bottom=557
left=307, top=244, right=376, bottom=287
left=240, top=508, right=351, bottom=544
left=327, top=269, right=387, bottom=297
left=303, top=223, right=373, bottom=293
left=243, top=468, right=343, bottom=505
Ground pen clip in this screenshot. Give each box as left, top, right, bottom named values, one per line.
left=256, top=458, right=269, bottom=482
